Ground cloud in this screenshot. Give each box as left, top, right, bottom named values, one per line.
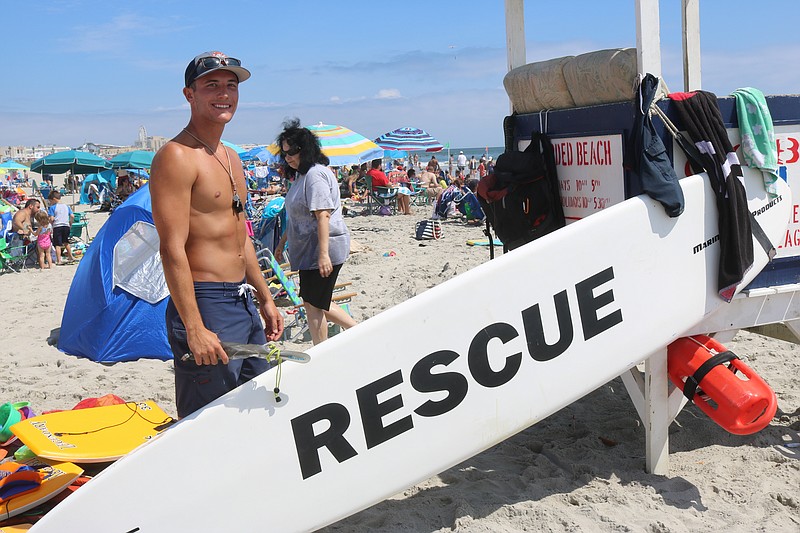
left=60, top=12, right=191, bottom=57
left=375, top=89, right=402, bottom=100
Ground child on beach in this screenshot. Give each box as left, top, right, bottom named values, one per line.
left=34, top=210, right=54, bottom=269
left=47, top=190, right=76, bottom=265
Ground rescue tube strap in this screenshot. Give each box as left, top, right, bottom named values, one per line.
left=683, top=350, right=739, bottom=402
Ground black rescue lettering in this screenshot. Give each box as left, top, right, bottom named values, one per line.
left=356, top=370, right=413, bottom=450
left=291, top=403, right=358, bottom=480
left=468, top=323, right=522, bottom=387
left=522, top=290, right=573, bottom=361
left=576, top=266, right=622, bottom=340
left=411, top=350, right=468, bottom=417
left=291, top=266, right=624, bottom=480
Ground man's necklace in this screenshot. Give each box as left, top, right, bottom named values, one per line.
left=182, top=128, right=243, bottom=213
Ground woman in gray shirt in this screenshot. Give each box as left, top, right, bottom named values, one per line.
left=276, top=119, right=357, bottom=344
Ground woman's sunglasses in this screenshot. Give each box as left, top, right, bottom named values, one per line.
left=281, top=146, right=301, bottom=157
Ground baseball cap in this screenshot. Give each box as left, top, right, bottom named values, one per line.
left=184, top=51, right=251, bottom=87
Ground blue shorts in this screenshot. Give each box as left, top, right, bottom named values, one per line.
left=166, top=281, right=269, bottom=418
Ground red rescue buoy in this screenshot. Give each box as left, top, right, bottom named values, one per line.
left=667, top=335, right=777, bottom=435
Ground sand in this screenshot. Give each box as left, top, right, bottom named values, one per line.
left=1, top=199, right=798, bottom=532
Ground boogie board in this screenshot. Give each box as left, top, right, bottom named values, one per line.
left=466, top=239, right=504, bottom=246
left=11, top=401, right=173, bottom=463
left=0, top=458, right=82, bottom=521
left=31, top=168, right=791, bottom=532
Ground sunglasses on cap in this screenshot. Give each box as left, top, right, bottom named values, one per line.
left=281, top=146, right=301, bottom=157
left=185, top=52, right=250, bottom=87
left=189, top=57, right=241, bottom=84
left=196, top=55, right=242, bottom=72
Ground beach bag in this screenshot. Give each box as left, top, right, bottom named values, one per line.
left=477, top=132, right=565, bottom=257
left=415, top=219, right=443, bottom=240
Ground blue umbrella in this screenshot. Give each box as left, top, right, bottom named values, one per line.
left=0, top=160, right=29, bottom=170
left=30, top=150, right=112, bottom=175
left=221, top=140, right=246, bottom=156
left=242, top=146, right=279, bottom=164
left=375, top=127, right=444, bottom=152
left=384, top=150, right=408, bottom=160
left=109, top=150, right=155, bottom=169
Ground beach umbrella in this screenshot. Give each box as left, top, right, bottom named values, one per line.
left=221, top=140, right=246, bottom=156
left=30, top=150, right=111, bottom=175
left=307, top=123, right=385, bottom=167
left=242, top=145, right=280, bottom=165
left=374, top=126, right=444, bottom=152
left=384, top=150, right=409, bottom=161
left=0, top=160, right=29, bottom=170
left=109, top=150, right=155, bottom=169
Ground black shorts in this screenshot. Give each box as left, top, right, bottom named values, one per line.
left=52, top=226, right=70, bottom=246
left=299, top=264, right=343, bottom=311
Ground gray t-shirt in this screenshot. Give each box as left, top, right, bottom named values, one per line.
left=285, top=164, right=350, bottom=270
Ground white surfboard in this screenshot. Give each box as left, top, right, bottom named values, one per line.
left=31, top=167, right=791, bottom=532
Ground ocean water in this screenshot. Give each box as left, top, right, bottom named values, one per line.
left=406, top=146, right=505, bottom=165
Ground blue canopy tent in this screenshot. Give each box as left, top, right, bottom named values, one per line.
left=80, top=170, right=115, bottom=205
left=58, top=183, right=171, bottom=362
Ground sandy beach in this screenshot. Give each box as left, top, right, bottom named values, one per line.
left=1, top=198, right=799, bottom=532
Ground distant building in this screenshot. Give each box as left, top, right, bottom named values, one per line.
left=2, top=124, right=168, bottom=166
left=134, top=125, right=168, bottom=152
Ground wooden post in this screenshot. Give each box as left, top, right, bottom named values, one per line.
left=644, top=347, right=670, bottom=474
left=505, top=0, right=526, bottom=114
left=682, top=0, right=702, bottom=90
left=635, top=0, right=662, bottom=79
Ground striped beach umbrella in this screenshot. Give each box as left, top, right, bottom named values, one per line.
left=306, top=123, right=384, bottom=167
left=374, top=126, right=444, bottom=152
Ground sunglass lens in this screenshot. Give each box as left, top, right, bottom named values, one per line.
left=200, top=57, right=222, bottom=69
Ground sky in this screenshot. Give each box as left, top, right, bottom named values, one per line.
left=2, top=0, right=799, bottom=150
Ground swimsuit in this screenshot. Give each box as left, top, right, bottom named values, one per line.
left=166, top=280, right=269, bottom=418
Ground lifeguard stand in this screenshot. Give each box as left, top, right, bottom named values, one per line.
left=504, top=0, right=800, bottom=474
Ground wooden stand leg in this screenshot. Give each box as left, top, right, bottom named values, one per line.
left=644, top=347, right=669, bottom=475
left=621, top=346, right=688, bottom=475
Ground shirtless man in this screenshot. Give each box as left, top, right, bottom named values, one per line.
left=11, top=199, right=40, bottom=240
left=151, top=51, right=284, bottom=418
left=418, top=165, right=443, bottom=199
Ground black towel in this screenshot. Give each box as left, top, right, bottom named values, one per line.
left=670, top=90, right=754, bottom=302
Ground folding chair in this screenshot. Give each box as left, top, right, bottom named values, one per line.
left=410, top=183, right=429, bottom=206
left=69, top=212, right=90, bottom=243
left=364, top=175, right=397, bottom=215
left=255, top=247, right=356, bottom=342
left=0, top=238, right=32, bottom=273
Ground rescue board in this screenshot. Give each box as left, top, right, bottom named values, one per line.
left=11, top=401, right=173, bottom=463
left=0, top=458, right=83, bottom=521
left=31, top=168, right=791, bottom=532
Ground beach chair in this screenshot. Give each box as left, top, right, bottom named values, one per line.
left=410, top=182, right=429, bottom=206
left=255, top=247, right=356, bottom=342
left=0, top=238, right=29, bottom=273
left=69, top=212, right=90, bottom=243
left=364, top=175, right=397, bottom=216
